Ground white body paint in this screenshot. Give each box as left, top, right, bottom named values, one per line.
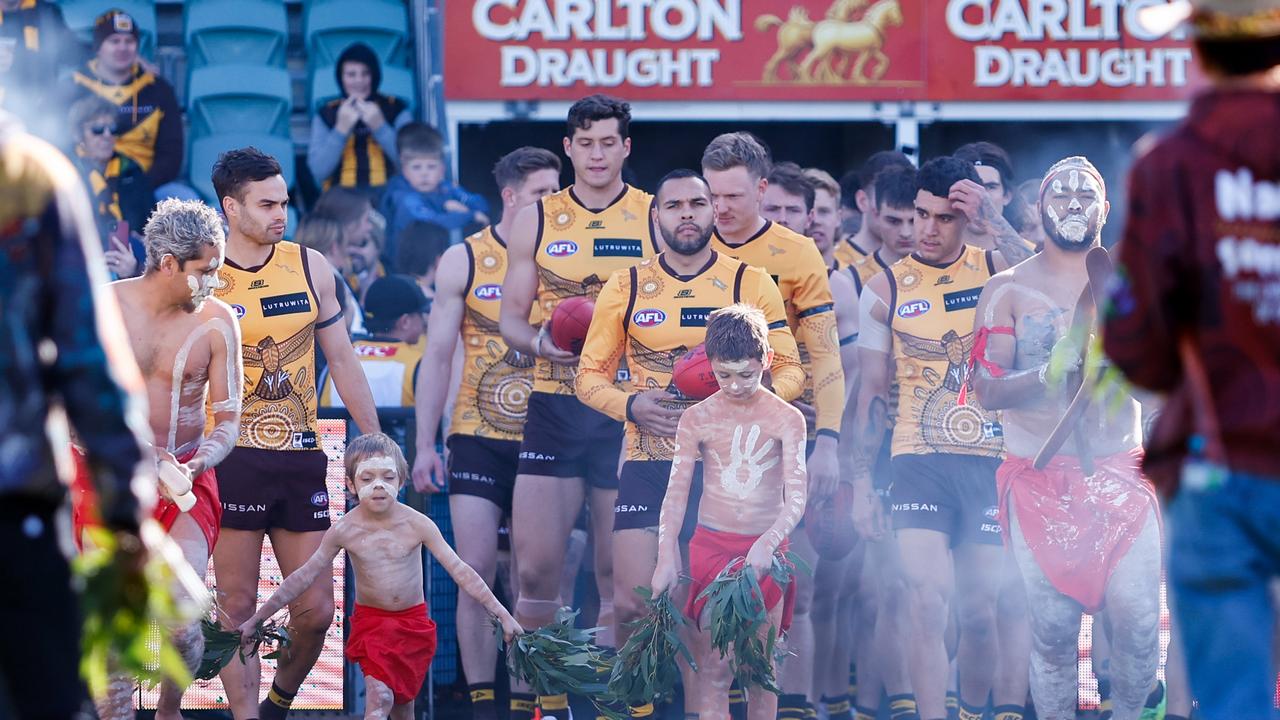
left=168, top=317, right=240, bottom=472
left=186, top=272, right=221, bottom=308
left=354, top=457, right=401, bottom=501
left=711, top=424, right=780, bottom=500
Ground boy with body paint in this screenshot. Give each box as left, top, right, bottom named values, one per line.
left=651, top=304, right=809, bottom=720
left=239, top=433, right=523, bottom=720
left=70, top=198, right=244, bottom=720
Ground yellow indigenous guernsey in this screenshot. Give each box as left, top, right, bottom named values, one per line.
left=534, top=184, right=658, bottom=395
left=886, top=245, right=1003, bottom=458
left=319, top=336, right=423, bottom=408
left=215, top=241, right=331, bottom=451
left=453, top=226, right=534, bottom=441
left=712, top=220, right=844, bottom=437
left=834, top=236, right=871, bottom=269
left=576, top=252, right=804, bottom=461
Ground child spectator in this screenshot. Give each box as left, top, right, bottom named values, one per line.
left=379, top=122, right=488, bottom=262
left=238, top=433, right=521, bottom=719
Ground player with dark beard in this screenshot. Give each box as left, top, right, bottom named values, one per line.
left=971, top=157, right=1163, bottom=720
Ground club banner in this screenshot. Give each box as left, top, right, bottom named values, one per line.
left=445, top=0, right=1203, bottom=102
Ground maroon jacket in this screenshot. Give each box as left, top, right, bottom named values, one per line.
left=1103, top=89, right=1280, bottom=490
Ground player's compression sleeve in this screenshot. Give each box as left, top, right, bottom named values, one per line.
left=791, top=243, right=845, bottom=437
left=749, top=267, right=804, bottom=402
left=858, top=282, right=892, bottom=354
left=575, top=269, right=632, bottom=421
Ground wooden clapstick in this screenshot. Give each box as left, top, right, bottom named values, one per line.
left=1033, top=247, right=1114, bottom=471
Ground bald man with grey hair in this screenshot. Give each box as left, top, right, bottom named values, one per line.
left=90, top=198, right=244, bottom=720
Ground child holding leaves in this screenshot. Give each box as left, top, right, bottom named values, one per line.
left=651, top=304, right=809, bottom=720
left=238, top=433, right=522, bottom=720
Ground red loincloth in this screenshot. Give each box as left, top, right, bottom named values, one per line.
left=997, top=450, right=1159, bottom=613
left=345, top=603, right=437, bottom=706
left=685, top=525, right=796, bottom=633
left=71, top=447, right=221, bottom=551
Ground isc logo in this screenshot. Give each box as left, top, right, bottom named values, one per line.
left=897, top=300, right=931, bottom=319
left=545, top=240, right=578, bottom=257
left=633, top=308, right=667, bottom=327
left=474, top=284, right=501, bottom=300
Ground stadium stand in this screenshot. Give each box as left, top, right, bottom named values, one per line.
left=182, top=0, right=288, bottom=69
left=188, top=63, right=292, bottom=137
left=304, top=0, right=409, bottom=68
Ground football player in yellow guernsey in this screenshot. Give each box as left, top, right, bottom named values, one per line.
left=759, top=162, right=860, bottom=720
left=412, top=146, right=562, bottom=720
left=576, top=170, right=804, bottom=651
left=848, top=156, right=1018, bottom=720
left=208, top=148, right=381, bottom=720
left=833, top=151, right=914, bottom=270
left=835, top=164, right=922, bottom=720
left=498, top=95, right=658, bottom=719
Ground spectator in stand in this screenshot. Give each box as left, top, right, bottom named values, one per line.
left=319, top=274, right=427, bottom=410
left=313, top=186, right=383, bottom=301
left=0, top=0, right=80, bottom=131
left=60, top=10, right=188, bottom=197
left=308, top=42, right=411, bottom=198
left=394, top=220, right=450, bottom=302
left=1013, top=178, right=1049, bottom=251
left=380, top=121, right=489, bottom=261
left=68, top=95, right=150, bottom=279
left=296, top=214, right=366, bottom=337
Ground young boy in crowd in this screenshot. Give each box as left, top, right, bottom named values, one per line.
left=651, top=304, right=809, bottom=720
left=379, top=122, right=489, bottom=262
left=239, top=433, right=522, bottom=720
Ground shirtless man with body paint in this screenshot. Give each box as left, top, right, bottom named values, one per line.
left=77, top=198, right=244, bottom=720
left=239, top=433, right=522, bottom=720
left=969, top=157, right=1162, bottom=720
left=651, top=304, right=809, bottom=720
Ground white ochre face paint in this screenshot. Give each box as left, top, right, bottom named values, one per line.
left=713, top=358, right=763, bottom=398
left=1044, top=168, right=1103, bottom=246
left=187, top=273, right=220, bottom=308
left=355, top=457, right=399, bottom=502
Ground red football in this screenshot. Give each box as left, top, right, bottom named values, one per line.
left=673, top=344, right=719, bottom=400
left=805, top=482, right=858, bottom=560
left=550, top=296, right=595, bottom=354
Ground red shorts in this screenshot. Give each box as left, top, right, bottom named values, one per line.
left=998, top=450, right=1159, bottom=612
left=685, top=525, right=795, bottom=633
left=345, top=603, right=437, bottom=706
left=70, top=447, right=221, bottom=552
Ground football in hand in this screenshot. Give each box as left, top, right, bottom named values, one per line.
left=549, top=296, right=595, bottom=355
left=673, top=344, right=719, bottom=400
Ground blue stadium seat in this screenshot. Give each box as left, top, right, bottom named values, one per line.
left=188, top=64, right=292, bottom=138
left=189, top=133, right=295, bottom=204
left=310, top=63, right=416, bottom=114
left=304, top=0, right=409, bottom=68
left=184, top=0, right=288, bottom=69
left=58, top=0, right=157, bottom=58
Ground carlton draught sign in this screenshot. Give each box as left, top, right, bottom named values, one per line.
left=444, top=0, right=1200, bottom=101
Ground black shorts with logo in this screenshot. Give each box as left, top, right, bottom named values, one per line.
left=217, top=447, right=331, bottom=532
left=614, top=460, right=702, bottom=537
left=889, top=453, right=1002, bottom=547
left=447, top=433, right=519, bottom=515
left=517, top=391, right=623, bottom=488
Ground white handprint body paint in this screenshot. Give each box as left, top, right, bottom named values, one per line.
left=710, top=424, right=780, bottom=500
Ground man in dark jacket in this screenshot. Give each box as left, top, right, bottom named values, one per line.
left=0, top=112, right=150, bottom=720
left=1103, top=2, right=1280, bottom=718
left=60, top=9, right=184, bottom=189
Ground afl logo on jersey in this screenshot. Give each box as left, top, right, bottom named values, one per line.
left=897, top=300, right=931, bottom=319
left=474, top=284, right=502, bottom=301
left=232, top=304, right=246, bottom=318
left=545, top=240, right=578, bottom=257
left=633, top=309, right=667, bottom=327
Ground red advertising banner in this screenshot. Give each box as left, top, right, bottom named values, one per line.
left=444, top=0, right=1203, bottom=102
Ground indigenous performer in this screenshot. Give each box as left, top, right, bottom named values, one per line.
left=849, top=157, right=1016, bottom=720
left=651, top=304, right=809, bottom=720
left=239, top=433, right=522, bottom=720
left=577, top=169, right=804, bottom=650
left=971, top=157, right=1162, bottom=720
left=70, top=198, right=243, bottom=720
